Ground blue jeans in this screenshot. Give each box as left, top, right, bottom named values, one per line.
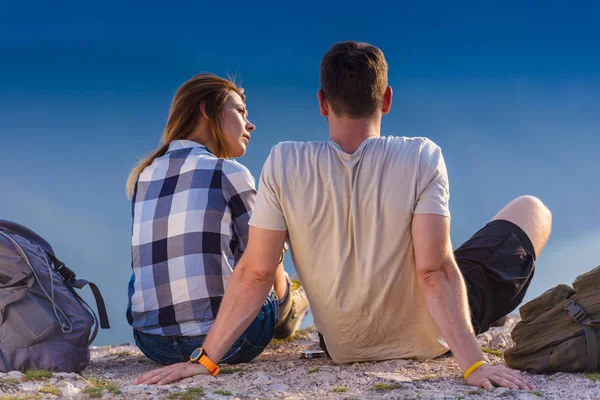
left=133, top=291, right=279, bottom=365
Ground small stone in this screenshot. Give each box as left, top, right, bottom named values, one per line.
left=53, top=372, right=83, bottom=380
left=6, top=371, right=24, bottom=380
left=133, top=384, right=153, bottom=391
left=70, top=379, right=87, bottom=389
left=367, top=372, right=412, bottom=382
left=252, top=371, right=273, bottom=385
left=495, top=387, right=510, bottom=395
left=517, top=393, right=544, bottom=400
left=269, top=383, right=290, bottom=392
left=316, top=371, right=336, bottom=382
left=121, top=385, right=144, bottom=395
left=285, top=361, right=295, bottom=368
left=57, top=381, right=80, bottom=397
left=18, top=381, right=39, bottom=391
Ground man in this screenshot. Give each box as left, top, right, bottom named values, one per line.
left=138, top=41, right=551, bottom=390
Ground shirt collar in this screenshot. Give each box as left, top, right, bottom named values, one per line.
left=167, top=140, right=210, bottom=153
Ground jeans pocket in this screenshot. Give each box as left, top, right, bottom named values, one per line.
left=133, top=330, right=184, bottom=365
left=219, top=339, right=266, bottom=365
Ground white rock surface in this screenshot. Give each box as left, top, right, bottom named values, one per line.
left=2, top=317, right=599, bottom=399
left=6, top=371, right=24, bottom=379
left=57, top=381, right=80, bottom=397
left=17, top=381, right=39, bottom=391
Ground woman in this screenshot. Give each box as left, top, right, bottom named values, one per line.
left=125, top=73, right=308, bottom=366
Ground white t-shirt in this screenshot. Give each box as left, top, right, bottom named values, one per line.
left=249, top=136, right=451, bottom=363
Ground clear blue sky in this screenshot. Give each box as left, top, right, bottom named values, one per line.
left=1, top=1, right=599, bottom=345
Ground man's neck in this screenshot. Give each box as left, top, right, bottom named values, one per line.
left=328, top=115, right=381, bottom=154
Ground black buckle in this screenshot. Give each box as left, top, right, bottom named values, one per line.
left=564, top=299, right=588, bottom=323
left=53, top=261, right=76, bottom=281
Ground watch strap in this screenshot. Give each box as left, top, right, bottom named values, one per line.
left=190, top=348, right=220, bottom=376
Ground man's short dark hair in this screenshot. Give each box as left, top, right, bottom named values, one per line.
left=320, top=41, right=388, bottom=118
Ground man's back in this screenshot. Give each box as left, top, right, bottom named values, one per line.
left=250, top=135, right=451, bottom=363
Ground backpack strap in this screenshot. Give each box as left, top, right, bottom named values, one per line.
left=71, top=279, right=110, bottom=330
left=48, top=254, right=111, bottom=330
left=564, top=299, right=599, bottom=372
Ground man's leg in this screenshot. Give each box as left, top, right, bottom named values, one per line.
left=454, top=195, right=551, bottom=334
left=490, top=195, right=552, bottom=256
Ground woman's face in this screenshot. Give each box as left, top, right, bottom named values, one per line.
left=220, top=91, right=255, bottom=158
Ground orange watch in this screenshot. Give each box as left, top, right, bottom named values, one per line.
left=189, top=348, right=220, bottom=376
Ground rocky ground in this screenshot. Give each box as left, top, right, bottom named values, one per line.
left=1, top=316, right=599, bottom=399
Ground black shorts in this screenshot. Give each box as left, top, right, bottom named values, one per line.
left=455, top=219, right=536, bottom=334
left=319, top=219, right=536, bottom=356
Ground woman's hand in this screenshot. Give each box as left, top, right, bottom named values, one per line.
left=136, top=362, right=209, bottom=385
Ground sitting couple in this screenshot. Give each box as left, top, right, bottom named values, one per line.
left=128, top=41, right=552, bottom=390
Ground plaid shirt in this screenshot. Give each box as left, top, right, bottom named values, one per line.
left=127, top=140, right=255, bottom=336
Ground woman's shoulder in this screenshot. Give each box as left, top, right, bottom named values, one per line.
left=221, top=158, right=252, bottom=176
left=220, top=159, right=255, bottom=188
left=183, top=148, right=251, bottom=176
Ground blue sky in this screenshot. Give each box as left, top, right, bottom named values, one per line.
left=1, top=1, right=599, bottom=345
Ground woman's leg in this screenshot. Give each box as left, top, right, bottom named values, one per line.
left=272, top=248, right=310, bottom=339
left=274, top=263, right=288, bottom=300
left=133, top=330, right=189, bottom=365
left=175, top=291, right=280, bottom=365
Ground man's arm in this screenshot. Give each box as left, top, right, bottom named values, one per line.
left=202, top=226, right=287, bottom=361
left=412, top=214, right=532, bottom=390
left=137, top=226, right=286, bottom=385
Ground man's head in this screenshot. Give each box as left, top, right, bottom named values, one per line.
left=319, top=41, right=391, bottom=119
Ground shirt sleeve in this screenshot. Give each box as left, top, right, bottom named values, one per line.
left=414, top=139, right=451, bottom=218
left=222, top=161, right=256, bottom=249
left=249, top=145, right=288, bottom=231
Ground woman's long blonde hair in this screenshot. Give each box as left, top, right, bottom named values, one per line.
left=126, top=73, right=243, bottom=198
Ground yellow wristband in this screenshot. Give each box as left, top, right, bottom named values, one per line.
left=463, top=361, right=487, bottom=380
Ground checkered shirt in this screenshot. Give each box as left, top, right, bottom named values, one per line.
left=126, top=140, right=255, bottom=336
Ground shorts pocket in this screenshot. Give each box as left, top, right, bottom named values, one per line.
left=485, top=232, right=535, bottom=321
left=486, top=232, right=534, bottom=292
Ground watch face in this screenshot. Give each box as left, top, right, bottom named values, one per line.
left=190, top=348, right=202, bottom=361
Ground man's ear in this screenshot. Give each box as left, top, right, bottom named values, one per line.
left=381, top=86, right=393, bottom=114
left=317, top=90, right=329, bottom=117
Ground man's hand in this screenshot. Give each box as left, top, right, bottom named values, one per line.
left=466, top=363, right=533, bottom=390
left=136, top=362, right=209, bottom=385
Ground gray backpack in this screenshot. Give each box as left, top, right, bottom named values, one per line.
left=0, top=220, right=110, bottom=372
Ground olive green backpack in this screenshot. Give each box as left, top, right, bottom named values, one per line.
left=505, top=265, right=600, bottom=373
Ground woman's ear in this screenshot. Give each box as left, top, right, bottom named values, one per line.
left=199, top=102, right=209, bottom=119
